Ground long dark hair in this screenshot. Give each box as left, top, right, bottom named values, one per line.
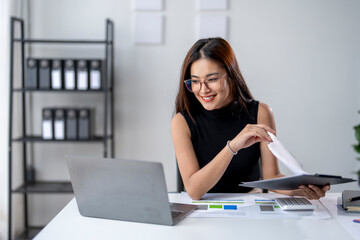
left=175, top=38, right=254, bottom=119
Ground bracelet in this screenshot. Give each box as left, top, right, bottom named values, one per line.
left=227, top=140, right=238, bottom=155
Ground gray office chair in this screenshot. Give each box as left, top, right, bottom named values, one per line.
left=250, top=159, right=268, bottom=193
left=176, top=163, right=185, bottom=193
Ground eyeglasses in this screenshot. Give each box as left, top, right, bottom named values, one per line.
left=184, top=73, right=227, bottom=92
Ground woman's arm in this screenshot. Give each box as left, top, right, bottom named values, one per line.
left=171, top=113, right=234, bottom=200
left=171, top=112, right=274, bottom=200
left=258, top=102, right=329, bottom=199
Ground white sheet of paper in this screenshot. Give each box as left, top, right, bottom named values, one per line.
left=54, top=120, right=65, bottom=140
left=197, top=0, right=228, bottom=10
left=51, top=70, right=61, bottom=89
left=90, top=70, right=101, bottom=89
left=133, top=0, right=163, bottom=10
left=65, top=70, right=75, bottom=89
left=267, top=132, right=308, bottom=175
left=179, top=192, right=330, bottom=219
left=198, top=15, right=227, bottom=39
left=42, top=120, right=53, bottom=139
left=134, top=13, right=164, bottom=44
left=77, top=71, right=88, bottom=90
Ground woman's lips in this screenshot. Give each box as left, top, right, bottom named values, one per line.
left=200, top=95, right=216, bottom=102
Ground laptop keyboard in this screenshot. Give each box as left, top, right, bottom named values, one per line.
left=171, top=210, right=183, bottom=218
left=275, top=197, right=317, bottom=210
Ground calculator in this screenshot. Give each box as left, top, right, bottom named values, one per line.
left=275, top=197, right=317, bottom=210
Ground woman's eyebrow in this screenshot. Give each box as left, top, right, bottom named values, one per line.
left=190, top=72, right=220, bottom=78
left=206, top=72, right=220, bottom=77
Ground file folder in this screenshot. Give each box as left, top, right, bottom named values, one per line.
left=26, top=58, right=38, bottom=89
left=42, top=108, right=53, bottom=139
left=77, top=60, right=89, bottom=90
left=64, top=60, right=76, bottom=90
left=39, top=59, right=51, bottom=89
left=90, top=60, right=102, bottom=89
left=54, top=109, right=65, bottom=140
left=51, top=59, right=63, bottom=89
left=66, top=109, right=78, bottom=140
left=78, top=108, right=91, bottom=139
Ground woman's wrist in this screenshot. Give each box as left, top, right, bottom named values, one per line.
left=227, top=140, right=238, bottom=155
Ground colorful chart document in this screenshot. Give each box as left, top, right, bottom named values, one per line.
left=179, top=192, right=331, bottom=219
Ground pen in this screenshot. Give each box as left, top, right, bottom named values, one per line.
left=349, top=196, right=360, bottom=202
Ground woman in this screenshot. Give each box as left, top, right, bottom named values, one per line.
left=171, top=38, right=329, bottom=200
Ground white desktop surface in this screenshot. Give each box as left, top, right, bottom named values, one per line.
left=34, top=193, right=357, bottom=240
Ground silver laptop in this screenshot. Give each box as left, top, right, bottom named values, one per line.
left=66, top=156, right=196, bottom=225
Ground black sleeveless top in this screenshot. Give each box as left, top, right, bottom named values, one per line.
left=181, top=101, right=261, bottom=193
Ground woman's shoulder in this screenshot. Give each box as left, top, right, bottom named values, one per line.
left=257, top=102, right=276, bottom=127
left=258, top=102, right=272, bottom=114
left=172, top=112, right=186, bottom=125
left=172, top=112, right=191, bottom=129
left=173, top=111, right=197, bottom=126
left=171, top=112, right=192, bottom=137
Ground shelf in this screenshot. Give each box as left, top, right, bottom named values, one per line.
left=13, top=88, right=112, bottom=93
left=15, top=226, right=43, bottom=240
left=9, top=17, right=114, bottom=240
left=12, top=181, right=73, bottom=194
left=13, top=38, right=112, bottom=44
left=12, top=135, right=112, bottom=142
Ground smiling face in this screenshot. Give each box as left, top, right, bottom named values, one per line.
left=189, top=58, right=232, bottom=111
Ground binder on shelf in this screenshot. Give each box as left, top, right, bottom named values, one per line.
left=78, top=108, right=91, bottom=139
left=90, top=60, right=102, bottom=90
left=39, top=59, right=51, bottom=89
left=77, top=60, right=89, bottom=90
left=64, top=60, right=76, bottom=90
left=42, top=108, right=53, bottom=139
left=66, top=109, right=78, bottom=140
left=26, top=58, right=38, bottom=89
left=54, top=109, right=65, bottom=140
left=51, top=59, right=63, bottom=89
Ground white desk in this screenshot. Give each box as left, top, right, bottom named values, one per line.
left=34, top=193, right=358, bottom=240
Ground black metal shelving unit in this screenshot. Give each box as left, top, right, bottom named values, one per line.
left=13, top=136, right=110, bottom=142
left=13, top=88, right=112, bottom=92
left=8, top=17, right=114, bottom=240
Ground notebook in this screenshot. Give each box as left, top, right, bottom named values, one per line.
left=66, top=156, right=196, bottom=225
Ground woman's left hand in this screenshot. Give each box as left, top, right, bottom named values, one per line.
left=298, top=184, right=330, bottom=200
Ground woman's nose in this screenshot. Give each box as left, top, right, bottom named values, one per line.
left=199, top=81, right=210, bottom=92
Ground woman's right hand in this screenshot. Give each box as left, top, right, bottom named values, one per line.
left=229, top=124, right=276, bottom=152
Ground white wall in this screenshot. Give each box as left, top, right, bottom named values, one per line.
left=0, top=1, right=10, bottom=238
left=1, top=0, right=360, bottom=238
left=0, top=0, right=14, bottom=239
left=229, top=1, right=360, bottom=191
